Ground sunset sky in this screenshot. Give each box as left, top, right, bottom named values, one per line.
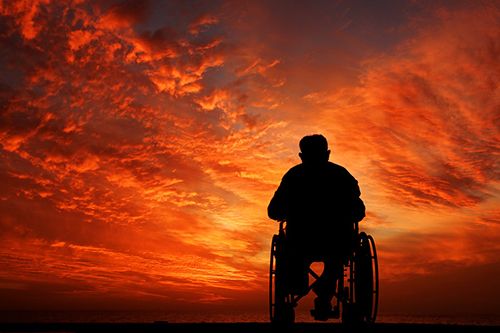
left=0, top=0, right=499, bottom=320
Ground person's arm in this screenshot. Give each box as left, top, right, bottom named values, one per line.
left=268, top=173, right=291, bottom=221
left=344, top=170, right=365, bottom=223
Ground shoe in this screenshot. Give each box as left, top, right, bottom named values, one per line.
left=310, top=297, right=332, bottom=321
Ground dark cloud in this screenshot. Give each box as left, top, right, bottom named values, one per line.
left=98, top=0, right=152, bottom=28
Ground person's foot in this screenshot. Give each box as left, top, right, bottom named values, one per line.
left=310, top=297, right=332, bottom=321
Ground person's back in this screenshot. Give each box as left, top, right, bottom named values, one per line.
left=267, top=134, right=365, bottom=320
left=269, top=161, right=362, bottom=255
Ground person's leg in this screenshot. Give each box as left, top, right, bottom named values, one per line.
left=314, top=258, right=343, bottom=300
left=311, top=258, right=343, bottom=320
left=286, top=249, right=309, bottom=296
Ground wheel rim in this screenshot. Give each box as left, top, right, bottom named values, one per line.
left=269, top=235, right=277, bottom=322
left=355, top=232, right=379, bottom=323
left=269, top=233, right=294, bottom=324
left=367, top=234, right=379, bottom=323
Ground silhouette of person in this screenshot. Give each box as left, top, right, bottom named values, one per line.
left=268, top=134, right=365, bottom=320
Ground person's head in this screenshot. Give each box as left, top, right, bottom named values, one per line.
left=299, top=134, right=330, bottom=164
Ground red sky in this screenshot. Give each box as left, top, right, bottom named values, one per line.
left=0, top=0, right=499, bottom=320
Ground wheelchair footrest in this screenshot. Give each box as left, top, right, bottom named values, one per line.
left=310, top=306, right=340, bottom=321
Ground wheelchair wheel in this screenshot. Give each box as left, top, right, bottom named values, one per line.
left=269, top=234, right=295, bottom=324
left=341, top=231, right=379, bottom=324
left=353, top=232, right=379, bottom=323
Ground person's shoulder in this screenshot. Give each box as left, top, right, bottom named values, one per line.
left=285, top=163, right=303, bottom=174
left=327, top=162, right=356, bottom=178
left=282, top=164, right=304, bottom=179
left=327, top=161, right=348, bottom=172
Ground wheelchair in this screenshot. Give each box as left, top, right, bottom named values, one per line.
left=269, top=221, right=378, bottom=324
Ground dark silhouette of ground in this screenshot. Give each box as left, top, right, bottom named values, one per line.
left=1, top=322, right=498, bottom=332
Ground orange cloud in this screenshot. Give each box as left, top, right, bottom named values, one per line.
left=293, top=6, right=500, bottom=300
left=0, top=0, right=278, bottom=313
left=303, top=4, right=499, bottom=210
left=189, top=14, right=219, bottom=36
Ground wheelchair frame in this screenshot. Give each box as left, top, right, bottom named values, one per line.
left=269, top=221, right=378, bottom=324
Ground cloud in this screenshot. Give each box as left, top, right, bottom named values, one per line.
left=0, top=0, right=51, bottom=39
left=97, top=0, right=152, bottom=30
left=189, top=14, right=218, bottom=36
left=380, top=261, right=500, bottom=317
left=0, top=0, right=285, bottom=311
left=304, top=4, right=499, bottom=210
